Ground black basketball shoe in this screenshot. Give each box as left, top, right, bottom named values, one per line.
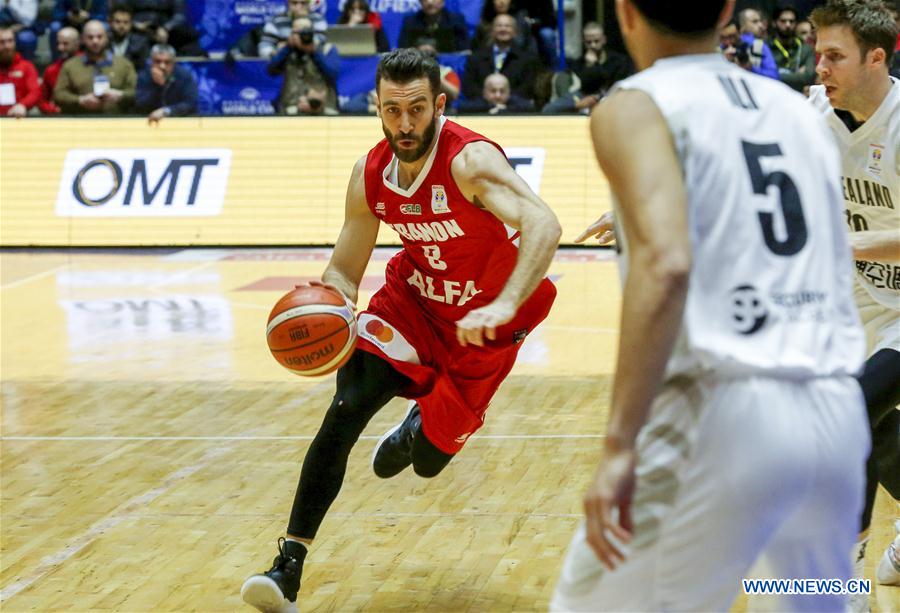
left=372, top=401, right=421, bottom=478
left=241, top=538, right=306, bottom=613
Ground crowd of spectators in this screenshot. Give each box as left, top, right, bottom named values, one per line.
left=2, top=0, right=898, bottom=121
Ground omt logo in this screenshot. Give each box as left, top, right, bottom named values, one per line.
left=56, top=149, right=232, bottom=217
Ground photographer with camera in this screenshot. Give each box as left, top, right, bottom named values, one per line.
left=267, top=16, right=339, bottom=116
left=720, top=17, right=778, bottom=79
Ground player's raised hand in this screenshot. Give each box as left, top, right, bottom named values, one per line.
left=456, top=300, right=516, bottom=347
left=583, top=446, right=635, bottom=570
left=575, top=211, right=616, bottom=245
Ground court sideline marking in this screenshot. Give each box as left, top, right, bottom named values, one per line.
left=0, top=263, right=71, bottom=291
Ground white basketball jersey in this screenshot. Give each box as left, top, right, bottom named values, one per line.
left=611, top=54, right=864, bottom=379
left=808, top=79, right=900, bottom=312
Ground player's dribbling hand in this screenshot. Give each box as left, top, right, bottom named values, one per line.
left=583, top=446, right=635, bottom=570
left=575, top=211, right=616, bottom=245
left=298, top=281, right=357, bottom=312
left=455, top=300, right=516, bottom=347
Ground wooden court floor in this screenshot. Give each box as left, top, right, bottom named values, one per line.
left=1, top=248, right=897, bottom=612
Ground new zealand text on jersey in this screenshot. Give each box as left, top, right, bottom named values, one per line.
left=842, top=176, right=894, bottom=209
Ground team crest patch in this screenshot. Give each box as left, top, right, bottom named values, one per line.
left=868, top=144, right=884, bottom=175
left=400, top=203, right=422, bottom=215
left=375, top=202, right=386, bottom=215
left=431, top=185, right=450, bottom=214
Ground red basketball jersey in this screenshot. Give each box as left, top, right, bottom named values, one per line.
left=363, top=118, right=548, bottom=326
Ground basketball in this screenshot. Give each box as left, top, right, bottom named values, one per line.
left=266, top=285, right=357, bottom=376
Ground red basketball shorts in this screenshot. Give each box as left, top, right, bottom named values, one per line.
left=356, top=267, right=555, bottom=454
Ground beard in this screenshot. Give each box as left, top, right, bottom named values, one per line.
left=383, top=113, right=437, bottom=163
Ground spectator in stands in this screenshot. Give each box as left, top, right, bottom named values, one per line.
left=720, top=19, right=752, bottom=71
left=268, top=16, right=339, bottom=115
left=767, top=4, right=815, bottom=91
left=259, top=0, right=327, bottom=59
left=795, top=19, right=815, bottom=47
left=0, top=0, right=38, bottom=60
left=109, top=5, right=150, bottom=70
left=0, top=26, right=39, bottom=116
left=398, top=0, right=468, bottom=52
left=38, top=25, right=79, bottom=114
left=462, top=13, right=542, bottom=103
left=54, top=20, right=136, bottom=114
left=135, top=43, right=197, bottom=122
left=459, top=73, right=532, bottom=114
left=737, top=9, right=779, bottom=79
left=471, top=0, right=535, bottom=53
left=337, top=0, right=389, bottom=53
left=49, top=0, right=107, bottom=60
left=542, top=21, right=631, bottom=114
left=122, top=0, right=205, bottom=56
left=418, top=41, right=459, bottom=102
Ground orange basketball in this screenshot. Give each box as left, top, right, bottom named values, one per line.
left=266, top=285, right=357, bottom=376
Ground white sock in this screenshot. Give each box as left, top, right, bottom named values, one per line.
left=285, top=537, right=309, bottom=551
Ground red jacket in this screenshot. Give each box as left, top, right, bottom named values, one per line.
left=0, top=53, right=40, bottom=114
left=38, top=57, right=69, bottom=114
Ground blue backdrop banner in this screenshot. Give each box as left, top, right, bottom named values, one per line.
left=185, top=60, right=281, bottom=115
left=188, top=0, right=481, bottom=53
left=183, top=53, right=469, bottom=115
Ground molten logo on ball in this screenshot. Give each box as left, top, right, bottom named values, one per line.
left=366, top=319, right=394, bottom=343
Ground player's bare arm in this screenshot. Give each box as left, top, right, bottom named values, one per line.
left=849, top=229, right=900, bottom=263
left=583, top=90, right=691, bottom=570
left=321, top=155, right=380, bottom=307
left=451, top=140, right=562, bottom=347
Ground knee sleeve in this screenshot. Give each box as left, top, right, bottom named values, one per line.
left=871, top=408, right=900, bottom=500
left=411, top=429, right=455, bottom=478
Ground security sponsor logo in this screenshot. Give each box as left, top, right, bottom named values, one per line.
left=56, top=149, right=231, bottom=217
left=400, top=203, right=422, bottom=215
left=729, top=284, right=768, bottom=335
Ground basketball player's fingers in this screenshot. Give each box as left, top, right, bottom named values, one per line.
left=584, top=500, right=618, bottom=569
left=598, top=230, right=615, bottom=245
left=485, top=325, right=496, bottom=341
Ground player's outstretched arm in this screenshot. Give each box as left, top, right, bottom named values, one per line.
left=849, top=229, right=900, bottom=263
left=321, top=156, right=380, bottom=307
left=451, top=140, right=562, bottom=346
left=582, top=90, right=692, bottom=570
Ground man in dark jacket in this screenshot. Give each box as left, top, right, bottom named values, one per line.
left=543, top=22, right=632, bottom=114
left=767, top=4, right=816, bottom=91
left=462, top=14, right=542, bottom=102
left=398, top=0, right=468, bottom=52
left=109, top=5, right=150, bottom=70
left=135, top=43, right=197, bottom=122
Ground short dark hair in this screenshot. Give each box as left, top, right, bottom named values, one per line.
left=811, top=0, right=897, bottom=65
left=375, top=48, right=441, bottom=98
left=631, top=0, right=728, bottom=37
left=110, top=4, right=133, bottom=16
left=774, top=5, right=798, bottom=21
